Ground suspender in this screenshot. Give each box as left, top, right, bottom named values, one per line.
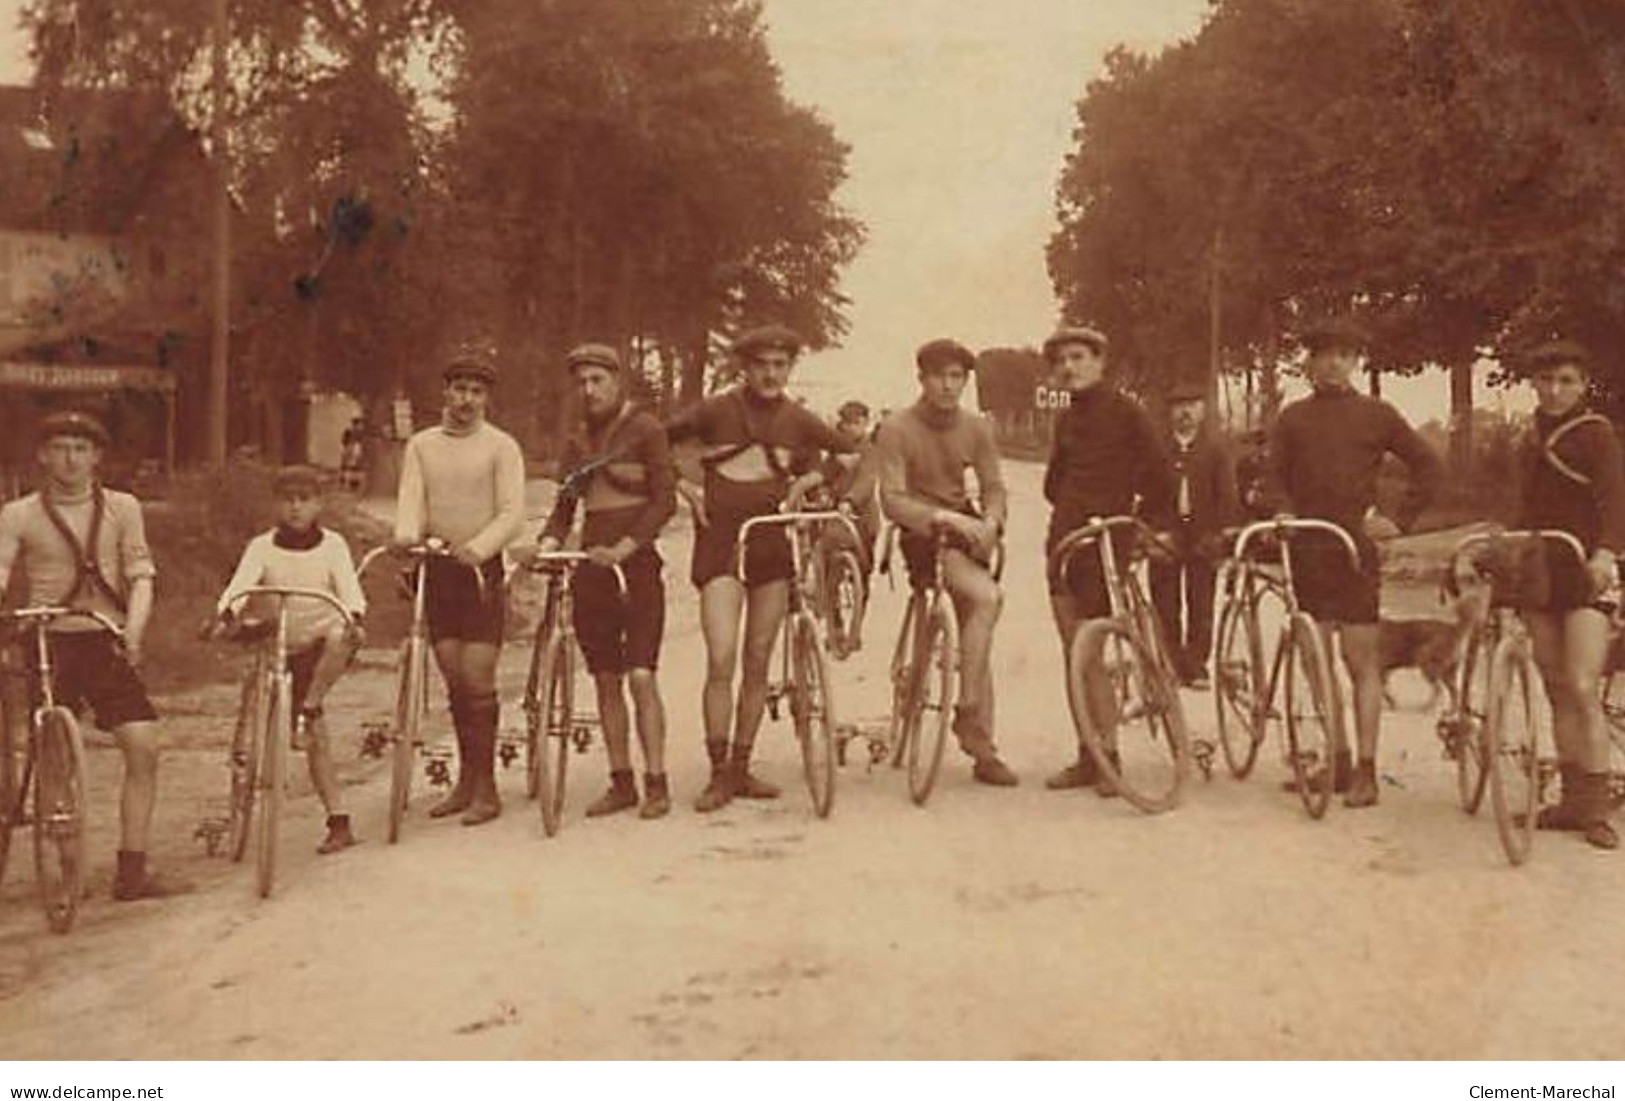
left=699, top=391, right=794, bottom=479
left=561, top=403, right=644, bottom=501
left=1539, top=413, right=1613, bottom=486
left=38, top=486, right=128, bottom=613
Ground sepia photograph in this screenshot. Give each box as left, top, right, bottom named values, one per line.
left=0, top=0, right=1622, bottom=1083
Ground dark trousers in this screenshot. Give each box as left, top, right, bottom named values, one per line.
left=1149, top=521, right=1218, bottom=681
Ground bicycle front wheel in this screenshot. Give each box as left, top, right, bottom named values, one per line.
left=1213, top=595, right=1267, bottom=779
left=535, top=633, right=573, bottom=837
left=887, top=594, right=922, bottom=770
left=0, top=688, right=23, bottom=888
left=389, top=636, right=427, bottom=844
left=1452, top=636, right=1492, bottom=815
left=790, top=613, right=837, bottom=817
left=1486, top=637, right=1541, bottom=866
left=255, top=671, right=291, bottom=899
left=227, top=662, right=264, bottom=863
left=1283, top=613, right=1339, bottom=820
left=33, top=707, right=87, bottom=934
left=904, top=597, right=956, bottom=806
left=1069, top=618, right=1189, bottom=814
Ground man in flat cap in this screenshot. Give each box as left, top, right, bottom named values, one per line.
left=1270, top=316, right=1442, bottom=808
left=530, top=343, right=678, bottom=819
left=1149, top=380, right=1238, bottom=690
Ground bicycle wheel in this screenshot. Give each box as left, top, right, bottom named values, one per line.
left=1486, top=637, right=1540, bottom=866
left=227, top=661, right=264, bottom=863
left=0, top=701, right=21, bottom=889
left=887, top=594, right=922, bottom=770
left=900, top=597, right=956, bottom=805
left=1451, top=636, right=1492, bottom=815
left=523, top=607, right=556, bottom=802
left=535, top=633, right=573, bottom=837
left=1213, top=595, right=1267, bottom=779
left=789, top=612, right=838, bottom=817
left=827, top=549, right=867, bottom=660
left=1283, top=613, right=1339, bottom=820
left=32, top=707, right=87, bottom=934
left=1069, top=618, right=1189, bottom=814
left=255, top=671, right=291, bottom=899
left=388, top=635, right=426, bottom=844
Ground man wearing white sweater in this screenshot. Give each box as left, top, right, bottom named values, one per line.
left=393, top=348, right=527, bottom=825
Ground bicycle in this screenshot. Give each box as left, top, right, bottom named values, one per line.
left=520, top=551, right=626, bottom=837
left=0, top=606, right=123, bottom=933
left=739, top=507, right=861, bottom=818
left=803, top=493, right=868, bottom=661
left=1211, top=518, right=1360, bottom=818
left=208, top=586, right=360, bottom=898
left=1051, top=515, right=1193, bottom=813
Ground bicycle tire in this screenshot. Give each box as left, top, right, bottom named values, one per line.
left=828, top=549, right=867, bottom=660
left=887, top=593, right=922, bottom=770
left=1453, top=635, right=1492, bottom=815
left=33, top=707, right=86, bottom=934
left=1213, top=596, right=1267, bottom=779
left=1486, top=637, right=1540, bottom=866
left=255, top=671, right=291, bottom=899
left=1283, top=614, right=1338, bottom=820
left=523, top=600, right=557, bottom=801
left=1069, top=618, right=1189, bottom=814
left=790, top=612, right=837, bottom=817
left=905, top=597, right=956, bottom=806
left=227, top=660, right=264, bottom=864
left=388, top=635, right=426, bottom=844
left=535, top=633, right=572, bottom=837
left=0, top=702, right=22, bottom=889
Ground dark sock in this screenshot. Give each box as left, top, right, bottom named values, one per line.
left=326, top=814, right=350, bottom=831
left=645, top=772, right=669, bottom=796
left=729, top=741, right=755, bottom=769
left=116, top=850, right=144, bottom=884
left=706, top=740, right=729, bottom=768
left=465, top=692, right=500, bottom=782
left=610, top=768, right=635, bottom=793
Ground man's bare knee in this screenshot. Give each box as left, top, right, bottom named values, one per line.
left=117, top=723, right=161, bottom=775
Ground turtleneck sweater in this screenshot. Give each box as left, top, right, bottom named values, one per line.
left=394, top=417, right=527, bottom=562
left=1043, top=383, right=1173, bottom=544
left=875, top=399, right=1007, bottom=533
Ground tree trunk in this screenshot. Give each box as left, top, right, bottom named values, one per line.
left=1449, top=359, right=1473, bottom=477
left=1367, top=366, right=1382, bottom=399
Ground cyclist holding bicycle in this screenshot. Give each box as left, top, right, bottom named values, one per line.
left=1037, top=326, right=1176, bottom=795
left=0, top=411, right=184, bottom=901
left=212, top=465, right=367, bottom=854
left=666, top=324, right=855, bottom=812
left=1269, top=317, right=1441, bottom=808
left=1513, top=340, right=1623, bottom=850
left=874, top=338, right=1017, bottom=786
left=820, top=400, right=881, bottom=581
left=393, top=346, right=527, bottom=826
left=531, top=344, right=677, bottom=820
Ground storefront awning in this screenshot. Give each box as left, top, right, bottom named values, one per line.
left=0, top=361, right=177, bottom=393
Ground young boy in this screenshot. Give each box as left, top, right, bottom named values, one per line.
left=214, top=465, right=367, bottom=853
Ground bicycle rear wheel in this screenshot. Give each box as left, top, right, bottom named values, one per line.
left=1069, top=618, right=1188, bottom=813
left=33, top=707, right=87, bottom=934
left=1283, top=613, right=1339, bottom=819
left=255, top=671, right=291, bottom=899
left=1451, top=636, right=1492, bottom=815
left=904, top=597, right=956, bottom=806
left=1213, top=595, right=1267, bottom=779
left=887, top=594, right=922, bottom=770
left=535, top=634, right=573, bottom=837
left=1486, top=637, right=1540, bottom=866
left=388, top=635, right=426, bottom=844
left=227, top=661, right=264, bottom=863
left=791, top=612, right=837, bottom=817
left=0, top=694, right=23, bottom=888
left=827, top=549, right=867, bottom=660
left=523, top=607, right=555, bottom=801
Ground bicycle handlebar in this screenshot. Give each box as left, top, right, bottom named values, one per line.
left=357, top=538, right=486, bottom=601
left=0, top=606, right=126, bottom=639
left=1231, top=518, right=1362, bottom=571
left=1048, top=515, right=1161, bottom=574
left=734, top=510, right=865, bottom=582
left=526, top=550, right=629, bottom=594
left=218, top=586, right=361, bottom=628
left=1449, top=528, right=1590, bottom=573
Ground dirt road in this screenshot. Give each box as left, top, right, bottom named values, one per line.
left=2, top=462, right=1621, bottom=1060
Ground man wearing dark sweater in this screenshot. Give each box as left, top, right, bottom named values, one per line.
left=1271, top=317, right=1442, bottom=808
left=875, top=338, right=1017, bottom=786
left=1040, top=325, right=1176, bottom=793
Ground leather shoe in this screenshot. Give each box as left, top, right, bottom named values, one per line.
left=734, top=771, right=781, bottom=799
left=1045, top=758, right=1098, bottom=791
left=460, top=795, right=501, bottom=826
left=972, top=756, right=1019, bottom=787
left=586, top=784, right=639, bottom=818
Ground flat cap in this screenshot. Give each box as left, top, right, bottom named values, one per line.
left=1298, top=316, right=1369, bottom=354
left=38, top=410, right=109, bottom=447
left=1042, top=325, right=1109, bottom=361
left=915, top=337, right=977, bottom=373
left=565, top=343, right=623, bottom=373
left=1523, top=339, right=1592, bottom=370
left=732, top=324, right=802, bottom=359
left=443, top=341, right=499, bottom=384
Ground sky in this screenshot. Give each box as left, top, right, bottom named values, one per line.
left=0, top=1, right=1523, bottom=424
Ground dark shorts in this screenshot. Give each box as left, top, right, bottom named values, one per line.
left=425, top=556, right=507, bottom=644
left=900, top=529, right=992, bottom=592
left=691, top=510, right=794, bottom=590
left=1292, top=528, right=1379, bottom=625
left=1541, top=536, right=1612, bottom=614
left=573, top=547, right=666, bottom=675
left=1045, top=525, right=1129, bottom=619
left=43, top=631, right=158, bottom=730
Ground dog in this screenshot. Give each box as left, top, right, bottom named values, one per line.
left=1378, top=588, right=1489, bottom=711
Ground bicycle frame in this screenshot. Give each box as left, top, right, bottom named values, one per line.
left=738, top=509, right=856, bottom=703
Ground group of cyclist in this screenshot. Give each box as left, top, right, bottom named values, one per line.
left=0, top=316, right=1619, bottom=911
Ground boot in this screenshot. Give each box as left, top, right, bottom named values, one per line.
left=460, top=693, right=502, bottom=826
left=1045, top=751, right=1099, bottom=791
left=1577, top=772, right=1619, bottom=851
left=428, top=693, right=475, bottom=819
left=640, top=773, right=671, bottom=820
left=1535, top=762, right=1585, bottom=831
left=317, top=814, right=358, bottom=854
left=1282, top=749, right=1353, bottom=796
left=1343, top=758, right=1379, bottom=808
left=112, top=851, right=193, bottom=901
left=586, top=769, right=640, bottom=818
left=972, top=755, right=1019, bottom=786
left=694, top=763, right=735, bottom=813
left=730, top=742, right=780, bottom=800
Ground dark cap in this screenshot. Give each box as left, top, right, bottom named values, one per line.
left=565, top=343, right=622, bottom=374
left=38, top=410, right=109, bottom=448
left=272, top=464, right=323, bottom=497
left=1168, top=380, right=1208, bottom=404
left=1523, top=339, right=1592, bottom=372
left=1042, top=325, right=1109, bottom=361
left=1298, top=316, right=1369, bottom=354
left=732, top=325, right=802, bottom=359
left=915, top=338, right=976, bottom=373
left=837, top=400, right=871, bottom=422
left=443, top=342, right=499, bottom=385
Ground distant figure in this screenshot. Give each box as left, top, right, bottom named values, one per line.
left=340, top=417, right=366, bottom=492
left=1235, top=429, right=1272, bottom=520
